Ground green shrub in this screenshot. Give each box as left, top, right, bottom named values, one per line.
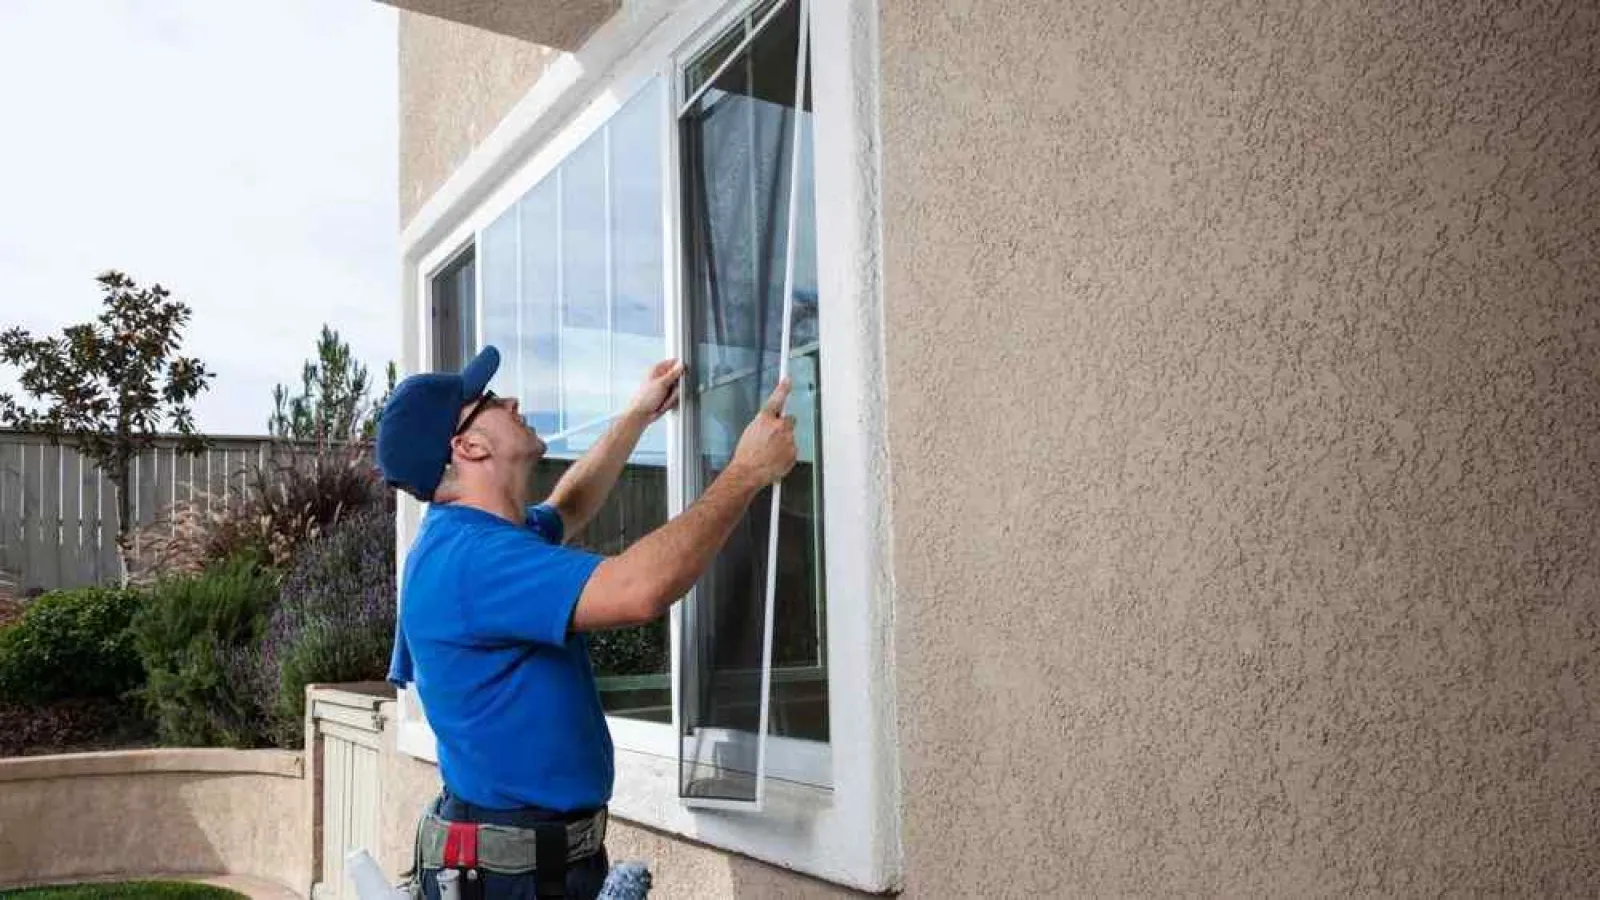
left=0, top=587, right=146, bottom=706
left=131, top=556, right=278, bottom=747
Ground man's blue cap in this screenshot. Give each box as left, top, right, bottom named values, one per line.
left=376, top=346, right=500, bottom=501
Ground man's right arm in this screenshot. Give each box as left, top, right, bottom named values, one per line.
left=571, top=380, right=797, bottom=632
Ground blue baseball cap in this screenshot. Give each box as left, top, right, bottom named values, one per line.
left=376, top=346, right=500, bottom=501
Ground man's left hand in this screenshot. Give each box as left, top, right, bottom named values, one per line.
left=629, top=359, right=685, bottom=424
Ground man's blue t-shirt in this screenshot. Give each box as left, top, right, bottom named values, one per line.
left=387, top=502, right=610, bottom=812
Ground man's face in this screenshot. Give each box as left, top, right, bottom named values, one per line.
left=456, top=392, right=546, bottom=463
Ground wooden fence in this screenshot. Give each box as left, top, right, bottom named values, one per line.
left=0, top=430, right=282, bottom=594
left=0, top=429, right=670, bottom=597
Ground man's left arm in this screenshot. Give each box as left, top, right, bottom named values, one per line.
left=546, top=359, right=682, bottom=538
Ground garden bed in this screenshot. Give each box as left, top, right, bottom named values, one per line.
left=0, top=698, right=155, bottom=758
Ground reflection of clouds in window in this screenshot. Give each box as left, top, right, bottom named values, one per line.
left=519, top=178, right=560, bottom=437
left=477, top=81, right=667, bottom=464
left=481, top=211, right=519, bottom=395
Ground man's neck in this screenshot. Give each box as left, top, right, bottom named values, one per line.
left=442, top=484, right=525, bottom=524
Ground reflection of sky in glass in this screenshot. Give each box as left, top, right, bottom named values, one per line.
left=477, top=80, right=666, bottom=463
left=562, top=132, right=609, bottom=429
left=546, top=404, right=668, bottom=465
left=520, top=179, right=560, bottom=437
left=610, top=82, right=666, bottom=423
left=480, top=211, right=518, bottom=395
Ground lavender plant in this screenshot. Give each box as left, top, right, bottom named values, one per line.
left=249, top=503, right=396, bottom=747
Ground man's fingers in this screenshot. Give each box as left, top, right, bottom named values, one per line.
left=658, top=383, right=681, bottom=413
left=763, top=378, right=792, bottom=416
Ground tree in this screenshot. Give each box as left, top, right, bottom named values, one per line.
left=0, top=271, right=212, bottom=579
left=267, top=325, right=394, bottom=442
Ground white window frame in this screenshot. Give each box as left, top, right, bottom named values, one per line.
left=392, top=0, right=897, bottom=891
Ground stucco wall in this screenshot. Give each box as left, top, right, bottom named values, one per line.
left=0, top=750, right=311, bottom=893
left=879, top=0, right=1600, bottom=896
left=379, top=1, right=616, bottom=52
left=399, top=10, right=559, bottom=225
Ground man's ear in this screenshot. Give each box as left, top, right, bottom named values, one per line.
left=451, top=430, right=491, bottom=462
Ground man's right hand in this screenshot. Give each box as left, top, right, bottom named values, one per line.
left=729, top=379, right=798, bottom=486
left=571, top=377, right=801, bottom=634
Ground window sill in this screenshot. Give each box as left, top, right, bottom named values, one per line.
left=399, top=706, right=881, bottom=890
left=610, top=744, right=891, bottom=892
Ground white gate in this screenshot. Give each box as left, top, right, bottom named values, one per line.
left=311, top=687, right=388, bottom=900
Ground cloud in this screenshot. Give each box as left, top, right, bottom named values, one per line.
left=0, top=0, right=398, bottom=435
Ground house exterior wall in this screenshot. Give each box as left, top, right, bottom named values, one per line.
left=379, top=1, right=616, bottom=52
left=878, top=0, right=1600, bottom=895
left=399, top=10, right=559, bottom=225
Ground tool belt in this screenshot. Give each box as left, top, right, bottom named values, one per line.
left=410, top=804, right=606, bottom=899
left=418, top=807, right=607, bottom=873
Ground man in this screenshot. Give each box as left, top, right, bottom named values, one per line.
left=376, top=345, right=796, bottom=899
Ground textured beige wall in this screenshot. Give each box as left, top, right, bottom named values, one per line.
left=399, top=10, right=559, bottom=225
left=379, top=0, right=615, bottom=52
left=0, top=750, right=310, bottom=893
left=880, top=0, right=1600, bottom=896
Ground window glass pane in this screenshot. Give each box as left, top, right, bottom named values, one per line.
left=468, top=81, right=669, bottom=723
left=520, top=179, right=561, bottom=438
left=432, top=248, right=475, bottom=371
left=683, top=0, right=788, bottom=100
left=610, top=81, right=668, bottom=464
left=561, top=132, right=610, bottom=445
left=528, top=418, right=670, bottom=722
left=480, top=210, right=519, bottom=394
left=791, top=97, right=818, bottom=350
left=678, top=0, right=822, bottom=804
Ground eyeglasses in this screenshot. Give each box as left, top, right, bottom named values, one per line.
left=454, top=390, right=498, bottom=437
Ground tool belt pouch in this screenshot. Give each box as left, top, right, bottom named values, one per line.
left=417, top=808, right=607, bottom=895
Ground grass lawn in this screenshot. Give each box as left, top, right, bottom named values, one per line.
left=3, top=882, right=245, bottom=899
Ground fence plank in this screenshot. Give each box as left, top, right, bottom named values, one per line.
left=35, top=443, right=63, bottom=590
left=100, top=470, right=123, bottom=584
left=60, top=448, right=83, bottom=587
left=0, top=439, right=23, bottom=594
left=12, top=442, right=32, bottom=593
left=19, top=443, right=39, bottom=593
left=77, top=451, right=104, bottom=586
left=203, top=441, right=222, bottom=509
left=136, top=448, right=162, bottom=553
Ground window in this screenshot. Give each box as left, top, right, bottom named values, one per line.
left=398, top=0, right=896, bottom=889
left=431, top=247, right=476, bottom=369
left=676, top=0, right=824, bottom=806
left=479, top=82, right=671, bottom=723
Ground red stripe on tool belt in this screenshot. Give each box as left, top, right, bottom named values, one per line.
left=443, top=821, right=480, bottom=869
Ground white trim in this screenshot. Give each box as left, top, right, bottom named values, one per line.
left=807, top=0, right=901, bottom=888
left=394, top=0, right=897, bottom=891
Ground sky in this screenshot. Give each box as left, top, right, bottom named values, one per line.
left=0, top=0, right=399, bottom=435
